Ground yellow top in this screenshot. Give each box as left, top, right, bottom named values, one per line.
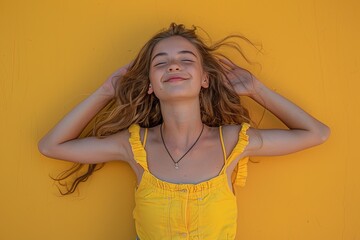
left=129, top=123, right=250, bottom=240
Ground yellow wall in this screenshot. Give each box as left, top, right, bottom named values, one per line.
left=1, top=0, right=359, bottom=239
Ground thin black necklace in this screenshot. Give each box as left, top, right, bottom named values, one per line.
left=160, top=123, right=205, bottom=169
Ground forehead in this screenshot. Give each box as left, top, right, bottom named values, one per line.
left=152, top=36, right=200, bottom=57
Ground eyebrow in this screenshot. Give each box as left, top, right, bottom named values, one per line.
left=151, top=50, right=198, bottom=62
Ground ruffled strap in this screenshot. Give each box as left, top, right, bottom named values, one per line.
left=231, top=156, right=249, bottom=187
left=227, top=123, right=250, bottom=187
left=128, top=124, right=148, bottom=171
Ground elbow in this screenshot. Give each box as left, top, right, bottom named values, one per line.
left=38, top=138, right=53, bottom=158
left=316, top=124, right=331, bottom=145
left=38, top=139, right=47, bottom=156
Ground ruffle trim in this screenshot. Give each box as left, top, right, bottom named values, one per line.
left=229, top=123, right=250, bottom=187
left=128, top=124, right=148, bottom=171
left=129, top=123, right=250, bottom=186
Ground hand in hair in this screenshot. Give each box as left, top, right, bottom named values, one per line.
left=99, top=62, right=133, bottom=97
left=219, top=58, right=258, bottom=97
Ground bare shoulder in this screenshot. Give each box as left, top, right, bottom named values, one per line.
left=222, top=124, right=262, bottom=157
left=221, top=124, right=242, bottom=140
left=221, top=124, right=243, bottom=155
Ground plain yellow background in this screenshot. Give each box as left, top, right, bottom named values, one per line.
left=1, top=0, right=359, bottom=239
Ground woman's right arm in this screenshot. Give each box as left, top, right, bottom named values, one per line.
left=38, top=64, right=132, bottom=164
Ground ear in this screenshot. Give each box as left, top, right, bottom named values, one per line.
left=147, top=83, right=153, bottom=94
left=201, top=73, right=209, bottom=88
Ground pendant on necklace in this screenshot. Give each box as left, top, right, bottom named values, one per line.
left=174, top=163, right=179, bottom=169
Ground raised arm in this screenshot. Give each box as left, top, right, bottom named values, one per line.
left=220, top=58, right=330, bottom=156
left=38, top=63, right=133, bottom=164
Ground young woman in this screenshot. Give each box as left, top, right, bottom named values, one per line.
left=38, top=23, right=330, bottom=239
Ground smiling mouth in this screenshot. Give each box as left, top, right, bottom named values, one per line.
left=164, top=74, right=189, bottom=82
left=165, top=77, right=187, bottom=82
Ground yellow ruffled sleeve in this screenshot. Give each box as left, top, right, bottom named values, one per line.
left=128, top=124, right=148, bottom=171
left=230, top=123, right=250, bottom=187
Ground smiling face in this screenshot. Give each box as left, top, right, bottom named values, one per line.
left=148, top=36, right=209, bottom=101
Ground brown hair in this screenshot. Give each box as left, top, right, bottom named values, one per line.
left=54, top=23, right=256, bottom=195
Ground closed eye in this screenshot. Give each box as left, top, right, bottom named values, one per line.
left=154, top=62, right=166, bottom=67
left=181, top=59, right=195, bottom=63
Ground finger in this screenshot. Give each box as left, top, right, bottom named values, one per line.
left=219, top=58, right=248, bottom=72
left=219, top=58, right=237, bottom=69
left=125, top=60, right=135, bottom=69
left=219, top=61, right=234, bottom=74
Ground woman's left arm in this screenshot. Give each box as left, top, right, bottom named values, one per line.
left=220, top=58, right=330, bottom=156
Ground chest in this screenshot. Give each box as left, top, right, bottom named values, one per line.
left=143, top=137, right=234, bottom=184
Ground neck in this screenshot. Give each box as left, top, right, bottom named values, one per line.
left=160, top=99, right=204, bottom=147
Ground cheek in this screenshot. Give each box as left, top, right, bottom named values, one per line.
left=149, top=73, right=159, bottom=87
left=196, top=67, right=207, bottom=82
left=149, top=67, right=161, bottom=80
left=148, top=71, right=163, bottom=94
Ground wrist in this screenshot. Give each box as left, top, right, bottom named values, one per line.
left=93, top=87, right=114, bottom=102
left=248, top=78, right=267, bottom=100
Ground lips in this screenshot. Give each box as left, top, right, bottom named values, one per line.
left=164, top=74, right=189, bottom=82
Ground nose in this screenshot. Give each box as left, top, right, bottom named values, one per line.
left=167, top=61, right=181, bottom=72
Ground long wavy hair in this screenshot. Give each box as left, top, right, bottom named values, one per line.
left=54, top=23, right=257, bottom=195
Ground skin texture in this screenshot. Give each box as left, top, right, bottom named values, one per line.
left=38, top=35, right=330, bottom=191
